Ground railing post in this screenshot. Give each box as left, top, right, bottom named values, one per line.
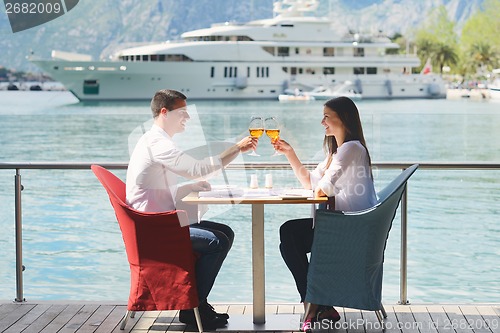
left=14, top=169, right=25, bottom=302
left=399, top=173, right=409, bottom=305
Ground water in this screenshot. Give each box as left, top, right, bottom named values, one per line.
left=0, top=91, right=499, bottom=304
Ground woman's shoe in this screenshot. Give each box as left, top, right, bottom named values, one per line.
left=316, top=306, right=341, bottom=324
left=301, top=317, right=314, bottom=332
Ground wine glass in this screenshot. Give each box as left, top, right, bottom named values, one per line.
left=248, top=116, right=264, bottom=156
left=265, top=117, right=282, bottom=156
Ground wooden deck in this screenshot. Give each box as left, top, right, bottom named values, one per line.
left=0, top=302, right=499, bottom=333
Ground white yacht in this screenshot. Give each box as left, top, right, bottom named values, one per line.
left=29, top=0, right=446, bottom=101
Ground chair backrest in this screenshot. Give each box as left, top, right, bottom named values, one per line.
left=91, top=165, right=198, bottom=311
left=377, top=164, right=419, bottom=203
left=306, top=164, right=418, bottom=310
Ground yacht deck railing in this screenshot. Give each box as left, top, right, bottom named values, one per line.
left=1, top=161, right=499, bottom=305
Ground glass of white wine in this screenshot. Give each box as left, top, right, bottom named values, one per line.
left=248, top=116, right=264, bottom=156
left=265, top=117, right=282, bottom=156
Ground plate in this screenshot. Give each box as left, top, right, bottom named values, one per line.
left=279, top=189, right=313, bottom=199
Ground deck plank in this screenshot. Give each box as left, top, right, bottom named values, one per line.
left=21, top=304, right=69, bottom=333
left=476, top=306, right=500, bottom=333
left=409, top=305, right=438, bottom=333
left=59, top=304, right=100, bottom=333
left=380, top=305, right=401, bottom=333
left=75, top=304, right=115, bottom=333
left=94, top=305, right=125, bottom=333
left=0, top=302, right=499, bottom=333
left=0, top=303, right=36, bottom=331
left=38, top=304, right=85, bottom=333
left=393, top=305, right=418, bottom=333
left=459, top=305, right=493, bottom=333
left=344, top=307, right=364, bottom=333
left=2, top=303, right=51, bottom=333
left=0, top=304, right=22, bottom=321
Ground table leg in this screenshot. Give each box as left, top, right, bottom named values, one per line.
left=252, top=203, right=265, bottom=324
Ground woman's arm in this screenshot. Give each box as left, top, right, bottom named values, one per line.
left=273, top=139, right=311, bottom=189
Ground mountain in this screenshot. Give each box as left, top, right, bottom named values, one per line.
left=0, top=0, right=485, bottom=72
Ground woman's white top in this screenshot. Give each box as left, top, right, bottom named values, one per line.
left=310, top=140, right=377, bottom=212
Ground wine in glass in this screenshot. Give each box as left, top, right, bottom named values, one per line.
left=265, top=117, right=282, bottom=156
left=248, top=116, right=264, bottom=156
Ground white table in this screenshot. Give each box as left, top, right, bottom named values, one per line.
left=183, top=189, right=327, bottom=327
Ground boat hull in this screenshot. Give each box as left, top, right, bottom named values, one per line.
left=32, top=59, right=446, bottom=101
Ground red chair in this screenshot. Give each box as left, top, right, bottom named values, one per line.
left=91, top=165, right=203, bottom=332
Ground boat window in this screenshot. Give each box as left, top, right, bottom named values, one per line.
left=277, top=47, right=289, bottom=57
left=354, top=67, right=365, bottom=75
left=291, top=67, right=297, bottom=75
left=159, top=55, right=165, bottom=61
left=135, top=55, right=141, bottom=61
left=83, top=80, right=99, bottom=95
left=262, top=47, right=275, bottom=56
left=280, top=24, right=294, bottom=27
left=237, top=36, right=253, bottom=41
left=142, top=55, right=149, bottom=61
left=211, top=67, right=215, bottom=78
left=224, top=67, right=228, bottom=78
left=161, top=54, right=194, bottom=62
left=235, top=67, right=238, bottom=77
left=354, top=48, right=365, bottom=57
left=150, top=55, right=158, bottom=61
left=367, top=67, right=377, bottom=75
left=282, top=67, right=288, bottom=73
left=323, top=67, right=335, bottom=75
left=295, top=48, right=299, bottom=54
left=323, top=47, right=335, bottom=57
left=247, top=67, right=250, bottom=77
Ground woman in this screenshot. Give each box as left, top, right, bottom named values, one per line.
left=272, top=96, right=377, bottom=331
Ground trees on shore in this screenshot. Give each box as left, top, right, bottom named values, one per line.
left=407, top=0, right=499, bottom=79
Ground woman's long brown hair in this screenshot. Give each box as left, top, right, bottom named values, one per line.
left=323, top=96, right=373, bottom=175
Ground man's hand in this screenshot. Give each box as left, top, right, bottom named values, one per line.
left=237, top=136, right=259, bottom=153
left=191, top=181, right=211, bottom=192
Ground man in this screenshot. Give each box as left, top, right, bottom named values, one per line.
left=126, top=89, right=257, bottom=329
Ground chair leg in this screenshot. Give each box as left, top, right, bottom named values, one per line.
left=380, top=304, right=387, bottom=318
left=120, top=310, right=130, bottom=330
left=193, top=307, right=203, bottom=333
left=375, top=310, right=385, bottom=331
left=120, top=311, right=136, bottom=330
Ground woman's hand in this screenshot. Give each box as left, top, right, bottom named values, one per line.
left=191, top=181, right=211, bottom=192
left=237, top=136, right=258, bottom=153
left=272, top=138, right=294, bottom=156
left=314, top=186, right=327, bottom=198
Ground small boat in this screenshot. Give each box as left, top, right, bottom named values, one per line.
left=304, top=84, right=362, bottom=100
left=488, top=69, right=500, bottom=100
left=278, top=94, right=315, bottom=102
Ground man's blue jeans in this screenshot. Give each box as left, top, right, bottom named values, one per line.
left=190, top=220, right=234, bottom=303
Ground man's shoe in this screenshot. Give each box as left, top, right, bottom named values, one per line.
left=201, top=302, right=230, bottom=320
left=179, top=309, right=228, bottom=330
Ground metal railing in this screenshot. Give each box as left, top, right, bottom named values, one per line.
left=1, top=161, right=499, bottom=304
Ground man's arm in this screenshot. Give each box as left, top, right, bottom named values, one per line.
left=219, top=136, right=258, bottom=166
